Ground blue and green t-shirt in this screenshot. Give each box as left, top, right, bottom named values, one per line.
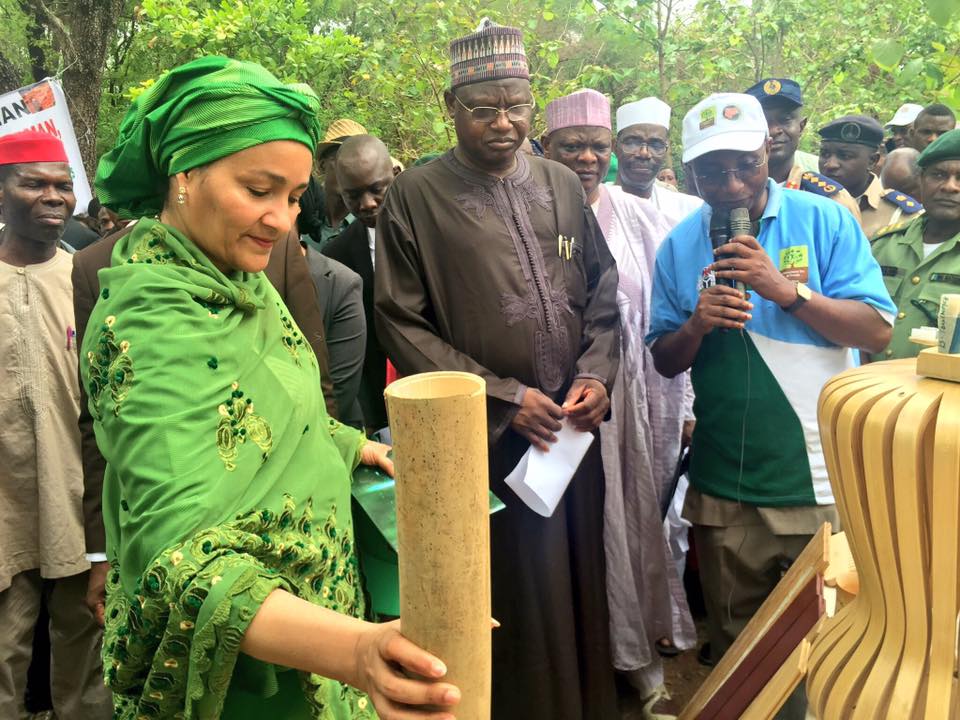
left=646, top=180, right=895, bottom=507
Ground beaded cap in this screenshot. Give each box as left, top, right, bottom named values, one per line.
left=449, top=19, right=529, bottom=89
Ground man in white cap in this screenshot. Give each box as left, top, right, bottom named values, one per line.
left=886, top=102, right=924, bottom=149
left=615, top=97, right=702, bottom=225
left=544, top=88, right=695, bottom=719
left=645, top=93, right=895, bottom=700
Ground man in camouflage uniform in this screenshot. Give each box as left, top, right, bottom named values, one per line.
left=869, top=128, right=960, bottom=361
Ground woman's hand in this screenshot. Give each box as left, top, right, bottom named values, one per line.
left=360, top=440, right=395, bottom=477
left=353, top=620, right=460, bottom=720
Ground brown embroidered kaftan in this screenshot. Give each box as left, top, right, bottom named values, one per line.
left=375, top=150, right=621, bottom=719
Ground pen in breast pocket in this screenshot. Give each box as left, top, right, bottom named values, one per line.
left=66, top=326, right=76, bottom=351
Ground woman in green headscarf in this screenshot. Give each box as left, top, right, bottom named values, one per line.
left=84, top=56, right=460, bottom=720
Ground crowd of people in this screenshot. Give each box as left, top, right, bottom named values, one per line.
left=1, top=16, right=959, bottom=720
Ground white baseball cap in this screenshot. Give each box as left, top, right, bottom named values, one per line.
left=616, top=97, right=671, bottom=133
left=885, top=103, right=923, bottom=129
left=681, top=93, right=769, bottom=164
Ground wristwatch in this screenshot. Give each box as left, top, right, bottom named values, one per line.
left=781, top=281, right=812, bottom=313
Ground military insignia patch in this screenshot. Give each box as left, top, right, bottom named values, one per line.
left=763, top=79, right=781, bottom=95
left=722, top=105, right=742, bottom=121
left=799, top=171, right=842, bottom=197
left=881, top=188, right=923, bottom=214
left=840, top=122, right=861, bottom=141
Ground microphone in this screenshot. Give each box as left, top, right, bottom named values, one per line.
left=709, top=210, right=736, bottom=288
left=728, top=207, right=752, bottom=294
left=729, top=207, right=752, bottom=239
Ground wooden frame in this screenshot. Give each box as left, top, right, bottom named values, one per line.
left=679, top=523, right=830, bottom=720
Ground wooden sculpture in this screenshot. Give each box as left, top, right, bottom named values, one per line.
left=384, top=371, right=492, bottom=719
left=806, top=358, right=960, bottom=718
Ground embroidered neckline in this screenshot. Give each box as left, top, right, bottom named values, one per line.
left=442, top=147, right=532, bottom=187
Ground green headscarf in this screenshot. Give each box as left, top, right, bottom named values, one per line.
left=96, top=55, right=322, bottom=218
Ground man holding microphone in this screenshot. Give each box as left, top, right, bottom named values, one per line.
left=645, top=93, right=895, bottom=701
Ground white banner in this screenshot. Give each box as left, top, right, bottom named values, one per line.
left=0, top=78, right=93, bottom=213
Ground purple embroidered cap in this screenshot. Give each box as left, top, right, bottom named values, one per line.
left=545, top=89, right=611, bottom=135
left=449, top=18, right=529, bottom=89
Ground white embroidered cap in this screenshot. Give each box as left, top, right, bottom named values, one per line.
left=681, top=92, right=768, bottom=164
left=616, top=97, right=671, bottom=133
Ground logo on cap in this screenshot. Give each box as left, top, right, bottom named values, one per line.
left=699, top=106, right=716, bottom=130
left=722, top=105, right=742, bottom=121
left=763, top=80, right=781, bottom=95
left=840, top=122, right=861, bottom=141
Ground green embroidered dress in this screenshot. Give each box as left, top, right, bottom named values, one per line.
left=81, top=219, right=376, bottom=719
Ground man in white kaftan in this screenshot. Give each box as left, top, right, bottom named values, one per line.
left=544, top=89, right=696, bottom=717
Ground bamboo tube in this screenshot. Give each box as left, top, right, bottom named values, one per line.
left=384, top=371, right=491, bottom=719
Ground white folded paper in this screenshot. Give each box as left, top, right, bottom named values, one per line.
left=504, top=420, right=595, bottom=517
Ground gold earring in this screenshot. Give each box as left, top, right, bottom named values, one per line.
left=177, top=186, right=187, bottom=205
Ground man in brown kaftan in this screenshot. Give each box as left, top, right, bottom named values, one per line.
left=374, top=20, right=621, bottom=720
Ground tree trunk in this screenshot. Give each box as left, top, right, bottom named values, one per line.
left=48, top=0, right=126, bottom=179
left=0, top=52, right=24, bottom=95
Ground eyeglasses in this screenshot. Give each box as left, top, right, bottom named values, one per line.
left=694, top=157, right=768, bottom=188
left=455, top=95, right=535, bottom=123
left=618, top=137, right=669, bottom=154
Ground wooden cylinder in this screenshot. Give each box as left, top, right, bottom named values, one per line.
left=806, top=359, right=960, bottom=718
left=384, top=371, right=491, bottom=719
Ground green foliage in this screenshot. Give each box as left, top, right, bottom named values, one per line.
left=0, top=1, right=33, bottom=88
left=2, top=0, right=958, bottom=169
left=926, top=0, right=960, bottom=27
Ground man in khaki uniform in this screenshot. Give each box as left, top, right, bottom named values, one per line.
left=819, top=114, right=923, bottom=237
left=0, top=130, right=112, bottom=718
left=744, top=77, right=862, bottom=222
left=870, top=128, right=960, bottom=361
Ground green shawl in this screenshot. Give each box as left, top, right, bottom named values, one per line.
left=81, top=218, right=376, bottom=719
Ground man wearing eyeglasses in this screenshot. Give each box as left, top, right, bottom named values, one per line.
left=543, top=88, right=694, bottom=718
left=646, top=93, right=894, bottom=688
left=374, top=20, right=620, bottom=720
left=615, top=97, right=703, bottom=226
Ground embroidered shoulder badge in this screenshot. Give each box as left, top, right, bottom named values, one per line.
left=87, top=315, right=133, bottom=419
left=799, top=171, right=842, bottom=197
left=217, top=382, right=273, bottom=471
left=882, top=188, right=923, bottom=214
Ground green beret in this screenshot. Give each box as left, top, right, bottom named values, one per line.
left=96, top=56, right=322, bottom=219
left=918, top=128, right=960, bottom=169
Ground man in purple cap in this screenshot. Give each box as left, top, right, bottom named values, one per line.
left=375, top=21, right=620, bottom=719
left=0, top=129, right=112, bottom=718
left=544, top=88, right=693, bottom=718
